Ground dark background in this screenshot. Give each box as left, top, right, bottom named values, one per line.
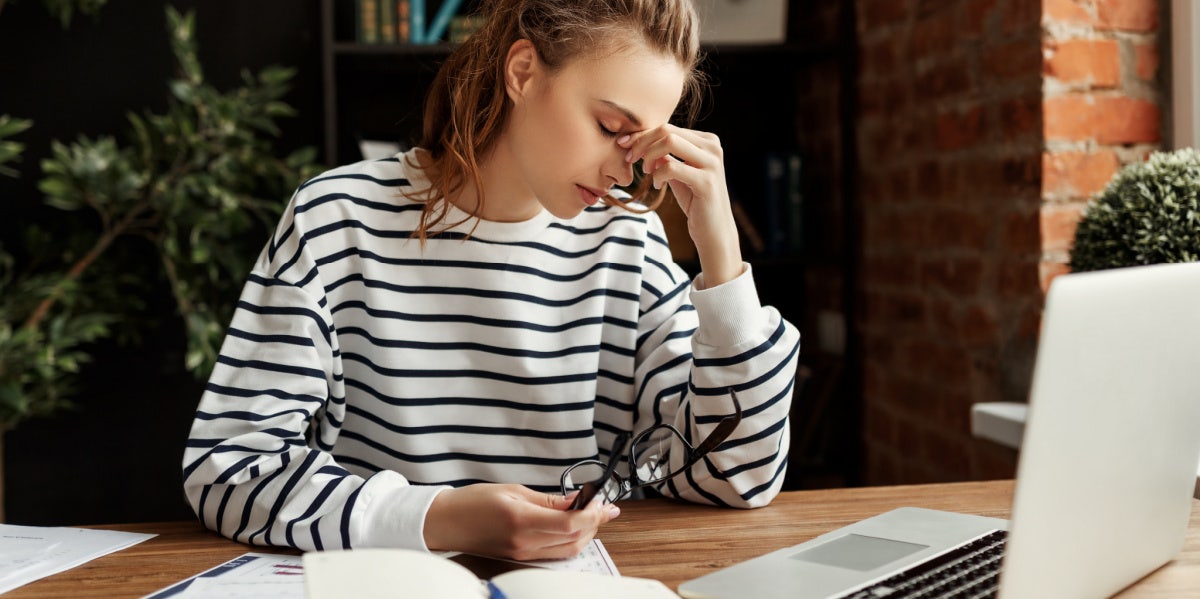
left=0, top=0, right=324, bottom=525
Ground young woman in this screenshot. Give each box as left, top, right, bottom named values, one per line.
left=183, top=0, right=800, bottom=561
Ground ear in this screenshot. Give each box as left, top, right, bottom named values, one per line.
left=504, top=39, right=540, bottom=102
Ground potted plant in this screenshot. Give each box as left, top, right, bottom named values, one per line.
left=1070, top=148, right=1200, bottom=272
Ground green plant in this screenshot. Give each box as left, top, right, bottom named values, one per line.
left=0, top=6, right=323, bottom=429
left=1070, top=148, right=1200, bottom=272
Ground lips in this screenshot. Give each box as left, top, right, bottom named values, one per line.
left=576, top=185, right=604, bottom=206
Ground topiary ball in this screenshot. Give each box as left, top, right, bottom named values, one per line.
left=1070, top=148, right=1200, bottom=272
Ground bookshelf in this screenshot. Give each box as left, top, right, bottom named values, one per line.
left=319, top=0, right=861, bottom=489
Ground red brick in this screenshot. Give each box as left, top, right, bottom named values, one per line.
left=1000, top=95, right=1042, bottom=142
left=1039, top=260, right=1071, bottom=292
left=961, top=0, right=998, bottom=38
left=983, top=40, right=1042, bottom=83
left=1040, top=203, right=1086, bottom=253
left=1043, top=94, right=1161, bottom=143
left=920, top=257, right=985, bottom=296
left=935, top=105, right=985, bottom=150
left=859, top=0, right=912, bottom=30
left=1043, top=39, right=1121, bottom=87
left=1000, top=0, right=1042, bottom=34
left=1002, top=209, right=1041, bottom=253
left=1043, top=0, right=1094, bottom=25
left=962, top=304, right=1001, bottom=346
left=997, top=259, right=1040, bottom=297
left=916, top=62, right=971, bottom=101
left=911, top=9, right=958, bottom=63
left=1042, top=150, right=1120, bottom=198
left=1095, top=0, right=1158, bottom=31
left=1135, top=42, right=1160, bottom=81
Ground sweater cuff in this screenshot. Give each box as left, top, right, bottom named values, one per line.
left=690, top=262, right=766, bottom=349
left=355, top=471, right=451, bottom=551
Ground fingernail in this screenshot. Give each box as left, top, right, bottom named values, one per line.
left=624, top=150, right=633, bottom=163
left=616, top=134, right=630, bottom=146
left=608, top=505, right=621, bottom=518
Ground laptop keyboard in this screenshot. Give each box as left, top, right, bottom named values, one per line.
left=834, top=529, right=1008, bottom=599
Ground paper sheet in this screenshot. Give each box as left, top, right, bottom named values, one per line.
left=0, top=523, right=156, bottom=594
left=141, top=552, right=305, bottom=599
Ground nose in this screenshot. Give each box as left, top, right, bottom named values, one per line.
left=602, top=147, right=634, bottom=187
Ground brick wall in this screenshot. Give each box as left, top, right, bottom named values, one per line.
left=854, top=0, right=1165, bottom=485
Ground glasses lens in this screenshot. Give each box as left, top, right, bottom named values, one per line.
left=631, top=425, right=687, bottom=485
left=562, top=462, right=623, bottom=503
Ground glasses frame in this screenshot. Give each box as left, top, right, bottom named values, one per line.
left=563, top=388, right=744, bottom=509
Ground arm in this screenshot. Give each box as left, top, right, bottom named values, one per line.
left=181, top=228, right=444, bottom=551
left=620, top=128, right=801, bottom=508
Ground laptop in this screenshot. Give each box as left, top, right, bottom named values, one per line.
left=679, top=261, right=1200, bottom=599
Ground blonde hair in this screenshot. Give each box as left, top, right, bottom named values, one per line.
left=407, top=0, right=705, bottom=243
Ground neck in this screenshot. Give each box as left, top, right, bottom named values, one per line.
left=448, top=143, right=541, bottom=223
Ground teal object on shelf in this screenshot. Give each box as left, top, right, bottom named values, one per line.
left=410, top=0, right=425, bottom=43
left=424, top=0, right=463, bottom=43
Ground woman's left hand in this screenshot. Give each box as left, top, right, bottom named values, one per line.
left=618, top=125, right=743, bottom=287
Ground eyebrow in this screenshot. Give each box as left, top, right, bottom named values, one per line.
left=599, top=99, right=644, bottom=128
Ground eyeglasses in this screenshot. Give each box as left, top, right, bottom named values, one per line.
left=561, top=389, right=743, bottom=510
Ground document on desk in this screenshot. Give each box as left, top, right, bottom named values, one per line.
left=141, top=552, right=305, bottom=599
left=141, top=539, right=616, bottom=598
left=0, top=523, right=155, bottom=594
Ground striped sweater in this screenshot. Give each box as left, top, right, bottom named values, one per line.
left=182, top=149, right=801, bottom=552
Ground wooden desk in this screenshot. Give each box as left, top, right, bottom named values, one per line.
left=8, top=480, right=1199, bottom=597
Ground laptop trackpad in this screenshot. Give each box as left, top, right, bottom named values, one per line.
left=791, top=534, right=929, bottom=571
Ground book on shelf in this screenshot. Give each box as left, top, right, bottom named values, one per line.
left=357, top=0, right=467, bottom=45
left=761, top=150, right=804, bottom=256
left=424, top=0, right=463, bottom=43
left=303, top=548, right=681, bottom=598
left=449, top=12, right=488, bottom=43
left=410, top=0, right=425, bottom=43
left=356, top=0, right=381, bottom=43
left=396, top=0, right=411, bottom=42
left=379, top=0, right=396, bottom=43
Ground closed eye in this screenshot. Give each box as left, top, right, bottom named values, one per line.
left=598, top=122, right=619, bottom=138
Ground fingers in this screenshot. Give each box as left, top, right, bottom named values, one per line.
left=619, top=124, right=722, bottom=179
left=423, top=483, right=622, bottom=561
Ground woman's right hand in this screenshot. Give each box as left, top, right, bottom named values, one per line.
left=423, top=483, right=620, bottom=560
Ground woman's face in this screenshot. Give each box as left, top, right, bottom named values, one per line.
left=499, top=40, right=688, bottom=220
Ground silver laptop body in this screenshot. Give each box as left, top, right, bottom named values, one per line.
left=679, top=261, right=1200, bottom=599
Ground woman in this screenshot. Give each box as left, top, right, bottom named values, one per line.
left=183, top=0, right=800, bottom=561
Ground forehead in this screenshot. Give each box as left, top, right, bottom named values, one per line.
left=552, top=42, right=688, bottom=128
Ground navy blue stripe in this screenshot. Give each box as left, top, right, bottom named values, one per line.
left=343, top=378, right=594, bottom=412
left=217, top=355, right=327, bottom=380
left=297, top=173, right=410, bottom=192
left=332, top=300, right=631, bottom=333
left=316, top=245, right=641, bottom=281
left=339, top=326, right=600, bottom=359
left=287, top=476, right=343, bottom=547
left=324, top=272, right=638, bottom=306
left=235, top=298, right=331, bottom=344
left=202, top=382, right=325, bottom=407
left=234, top=453, right=289, bottom=542
left=345, top=403, right=593, bottom=439
left=338, top=429, right=584, bottom=468
left=341, top=352, right=598, bottom=386
left=226, top=326, right=315, bottom=347
left=250, top=451, right=318, bottom=545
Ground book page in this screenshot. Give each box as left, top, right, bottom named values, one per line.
left=491, top=568, right=680, bottom=599
left=304, top=548, right=484, bottom=598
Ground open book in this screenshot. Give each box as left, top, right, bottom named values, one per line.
left=303, top=548, right=680, bottom=598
